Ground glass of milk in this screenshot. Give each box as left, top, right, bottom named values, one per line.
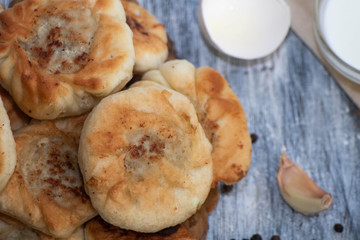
left=315, top=0, right=360, bottom=84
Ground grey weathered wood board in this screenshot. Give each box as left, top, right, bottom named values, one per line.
left=136, top=0, right=360, bottom=239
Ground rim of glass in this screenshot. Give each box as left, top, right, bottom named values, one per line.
left=314, top=0, right=360, bottom=83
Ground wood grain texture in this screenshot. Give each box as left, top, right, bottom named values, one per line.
left=136, top=1, right=360, bottom=239
left=1, top=0, right=359, bottom=239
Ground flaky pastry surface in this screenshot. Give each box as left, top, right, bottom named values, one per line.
left=79, top=85, right=212, bottom=233
left=0, top=0, right=135, bottom=119
left=0, top=122, right=96, bottom=238
left=141, top=60, right=252, bottom=185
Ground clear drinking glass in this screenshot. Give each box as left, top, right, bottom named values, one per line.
left=314, top=0, right=360, bottom=84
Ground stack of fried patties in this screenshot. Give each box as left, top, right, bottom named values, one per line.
left=0, top=0, right=252, bottom=239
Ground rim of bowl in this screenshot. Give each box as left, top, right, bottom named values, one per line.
left=314, top=0, right=360, bottom=84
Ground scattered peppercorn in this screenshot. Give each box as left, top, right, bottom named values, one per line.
left=250, top=234, right=262, bottom=240
left=333, top=223, right=344, bottom=233
left=250, top=133, right=258, bottom=143
left=270, top=235, right=281, bottom=240
left=220, top=183, right=233, bottom=194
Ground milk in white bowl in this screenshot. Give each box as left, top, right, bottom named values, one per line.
left=199, top=0, right=291, bottom=60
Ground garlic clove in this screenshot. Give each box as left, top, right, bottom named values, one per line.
left=277, top=152, right=333, bottom=215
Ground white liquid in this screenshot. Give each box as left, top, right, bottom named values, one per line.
left=200, top=0, right=290, bottom=59
left=321, top=0, right=360, bottom=70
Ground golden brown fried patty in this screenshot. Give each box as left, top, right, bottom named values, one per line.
left=140, top=60, right=252, bottom=185
left=84, top=188, right=219, bottom=240
left=79, top=85, right=213, bottom=233
left=122, top=0, right=168, bottom=73
left=0, top=0, right=135, bottom=119
left=0, top=122, right=96, bottom=238
left=85, top=217, right=195, bottom=240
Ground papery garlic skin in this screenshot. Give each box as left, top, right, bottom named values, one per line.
left=277, top=153, right=333, bottom=215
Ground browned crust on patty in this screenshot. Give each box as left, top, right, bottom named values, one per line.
left=140, top=60, right=252, bottom=186
left=0, top=0, right=134, bottom=119
left=85, top=188, right=219, bottom=240
left=196, top=67, right=252, bottom=185
left=79, top=86, right=213, bottom=233
left=0, top=122, right=96, bottom=238
left=122, top=0, right=168, bottom=73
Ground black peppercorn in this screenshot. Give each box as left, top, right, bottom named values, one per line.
left=250, top=133, right=258, bottom=143
left=333, top=223, right=344, bottom=233
left=221, top=183, right=234, bottom=194
left=250, top=234, right=262, bottom=240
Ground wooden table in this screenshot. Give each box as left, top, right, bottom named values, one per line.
left=137, top=0, right=360, bottom=239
